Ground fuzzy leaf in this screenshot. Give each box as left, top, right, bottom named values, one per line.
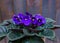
left=36, top=23, right=54, bottom=30
left=43, top=23, right=54, bottom=29
left=46, top=18, right=56, bottom=23
left=6, top=23, right=20, bottom=29
left=42, top=18, right=55, bottom=29
left=4, top=19, right=21, bottom=30
left=23, top=29, right=36, bottom=36
left=10, top=36, right=44, bottom=43
left=7, top=31, right=25, bottom=41
left=38, top=29, right=55, bottom=40
left=0, top=26, right=8, bottom=37
left=36, top=26, right=44, bottom=30
left=0, top=21, right=8, bottom=26
left=0, top=19, right=17, bottom=29
left=0, top=19, right=12, bottom=26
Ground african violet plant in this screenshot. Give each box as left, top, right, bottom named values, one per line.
left=0, top=12, right=56, bottom=43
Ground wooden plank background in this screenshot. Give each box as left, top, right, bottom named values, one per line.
left=0, top=0, right=60, bottom=43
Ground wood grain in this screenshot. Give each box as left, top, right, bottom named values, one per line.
left=13, top=0, right=26, bottom=14
left=0, top=0, right=14, bottom=43
left=26, top=0, right=40, bottom=14
left=0, top=0, right=14, bottom=21
left=40, top=0, right=42, bottom=14
left=55, top=0, right=60, bottom=43
left=42, top=0, right=49, bottom=17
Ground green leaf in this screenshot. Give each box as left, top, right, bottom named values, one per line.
left=10, top=36, right=44, bottom=43
left=5, top=19, right=13, bottom=24
left=4, top=19, right=21, bottom=30
left=23, top=29, right=36, bottom=36
left=36, top=23, right=54, bottom=30
left=41, top=18, right=55, bottom=29
left=0, top=26, right=8, bottom=37
left=38, top=29, right=55, bottom=40
left=22, top=36, right=44, bottom=43
left=0, top=19, right=18, bottom=29
left=0, top=22, right=7, bottom=26
left=36, top=26, right=44, bottom=30
left=0, top=19, right=12, bottom=26
left=46, top=18, right=56, bottom=23
left=7, top=31, right=25, bottom=41
left=43, top=23, right=54, bottom=29
left=6, top=23, right=20, bottom=29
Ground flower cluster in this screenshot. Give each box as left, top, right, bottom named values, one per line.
left=12, top=12, right=46, bottom=26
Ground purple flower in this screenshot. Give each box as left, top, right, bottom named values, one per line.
left=22, top=16, right=31, bottom=26
left=32, top=17, right=37, bottom=25
left=13, top=15, right=20, bottom=25
left=12, top=12, right=46, bottom=27
left=35, top=14, right=46, bottom=26
left=18, top=13, right=25, bottom=19
left=25, top=12, right=32, bottom=19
